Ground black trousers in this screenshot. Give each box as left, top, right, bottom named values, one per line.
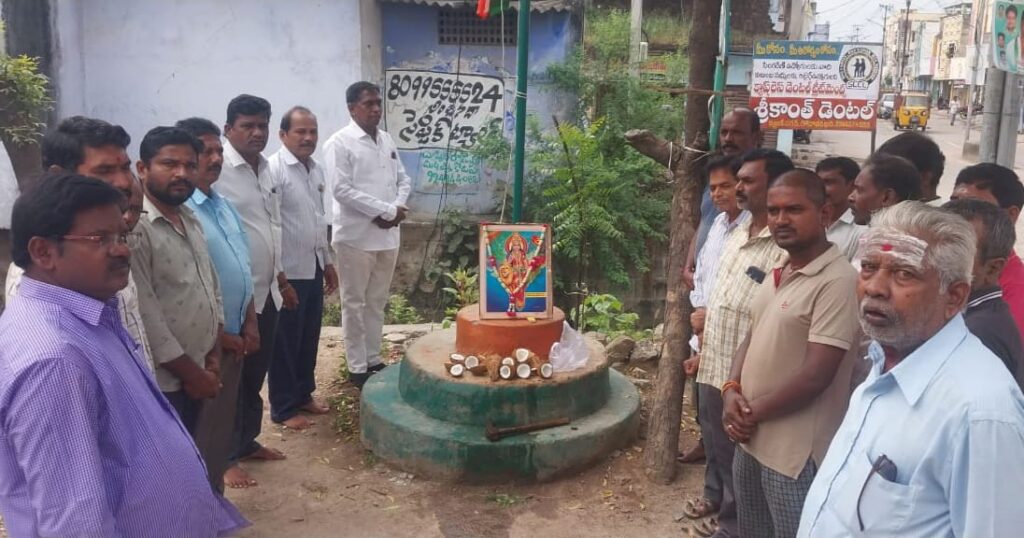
left=164, top=389, right=203, bottom=437
left=269, top=266, right=324, bottom=423
left=697, top=382, right=738, bottom=537
left=231, top=293, right=278, bottom=462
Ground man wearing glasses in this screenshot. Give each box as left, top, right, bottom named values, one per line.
left=131, top=126, right=223, bottom=442
left=0, top=173, right=247, bottom=536
left=798, top=202, right=1024, bottom=536
left=4, top=116, right=154, bottom=373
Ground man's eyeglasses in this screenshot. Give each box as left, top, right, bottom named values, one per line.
left=857, top=454, right=898, bottom=531
left=58, top=232, right=141, bottom=249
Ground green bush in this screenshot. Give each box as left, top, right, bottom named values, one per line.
left=0, top=54, right=51, bottom=145
left=322, top=302, right=341, bottom=326
left=579, top=293, right=646, bottom=339
left=385, top=294, right=423, bottom=325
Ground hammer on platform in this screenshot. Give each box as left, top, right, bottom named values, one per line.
left=485, top=417, right=571, bottom=442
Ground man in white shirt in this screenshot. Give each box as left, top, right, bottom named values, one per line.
left=876, top=132, right=947, bottom=206
left=5, top=117, right=154, bottom=373
left=327, top=82, right=412, bottom=389
left=816, top=157, right=865, bottom=261
left=214, top=94, right=298, bottom=487
left=267, top=107, right=339, bottom=430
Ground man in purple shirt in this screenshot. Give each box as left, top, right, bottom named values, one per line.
left=0, top=173, right=247, bottom=536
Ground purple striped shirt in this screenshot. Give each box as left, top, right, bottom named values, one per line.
left=0, top=277, right=248, bottom=537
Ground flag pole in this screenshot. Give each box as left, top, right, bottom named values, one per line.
left=511, top=0, right=531, bottom=222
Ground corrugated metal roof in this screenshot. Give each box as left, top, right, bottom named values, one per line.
left=378, top=0, right=578, bottom=13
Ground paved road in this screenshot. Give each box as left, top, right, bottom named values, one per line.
left=805, top=109, right=1024, bottom=249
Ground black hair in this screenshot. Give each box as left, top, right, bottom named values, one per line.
left=175, top=117, right=221, bottom=139
left=739, top=148, right=795, bottom=182
left=943, top=198, right=1016, bottom=261
left=815, top=156, right=861, bottom=183
left=863, top=153, right=922, bottom=202
left=41, top=116, right=131, bottom=171
left=280, top=106, right=315, bottom=132
left=226, top=94, right=272, bottom=126
left=705, top=154, right=740, bottom=176
left=729, top=107, right=761, bottom=133
left=954, top=163, right=1024, bottom=210
left=768, top=168, right=827, bottom=207
left=11, top=172, right=125, bottom=269
left=999, top=32, right=1007, bottom=40
left=1007, top=4, right=1018, bottom=16
left=346, top=81, right=381, bottom=105
left=139, top=126, right=204, bottom=165
left=877, top=131, right=945, bottom=188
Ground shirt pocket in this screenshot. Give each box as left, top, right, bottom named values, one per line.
left=833, top=451, right=921, bottom=534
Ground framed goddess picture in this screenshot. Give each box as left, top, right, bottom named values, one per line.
left=479, top=223, right=553, bottom=319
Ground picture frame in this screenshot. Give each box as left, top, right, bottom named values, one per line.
left=479, top=223, right=553, bottom=319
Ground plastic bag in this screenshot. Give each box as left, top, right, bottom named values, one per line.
left=549, top=322, right=589, bottom=372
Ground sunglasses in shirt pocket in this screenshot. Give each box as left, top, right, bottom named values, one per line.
left=834, top=450, right=922, bottom=534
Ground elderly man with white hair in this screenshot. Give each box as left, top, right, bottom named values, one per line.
left=797, top=201, right=1024, bottom=537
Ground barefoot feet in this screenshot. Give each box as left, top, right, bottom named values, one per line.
left=280, top=415, right=313, bottom=430
left=224, top=465, right=257, bottom=489
left=240, top=446, right=287, bottom=461
left=301, top=401, right=330, bottom=415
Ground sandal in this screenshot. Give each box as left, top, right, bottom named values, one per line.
left=682, top=498, right=718, bottom=519
left=691, top=518, right=718, bottom=538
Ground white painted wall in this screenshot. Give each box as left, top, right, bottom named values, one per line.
left=51, top=0, right=375, bottom=156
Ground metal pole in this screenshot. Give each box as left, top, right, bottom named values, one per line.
left=898, top=0, right=910, bottom=92
left=512, top=0, right=531, bottom=222
left=964, top=0, right=987, bottom=145
left=880, top=4, right=890, bottom=84
left=629, top=0, right=643, bottom=77
left=980, top=67, right=1004, bottom=163
left=997, top=73, right=1020, bottom=166
left=709, top=0, right=732, bottom=150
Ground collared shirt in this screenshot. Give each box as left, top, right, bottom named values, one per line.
left=0, top=278, right=247, bottom=537
left=326, top=122, right=412, bottom=252
left=797, top=315, right=1024, bottom=537
left=131, top=197, right=223, bottom=393
left=186, top=189, right=254, bottom=335
left=965, top=285, right=1023, bottom=387
left=5, top=263, right=155, bottom=374
left=741, top=245, right=860, bottom=478
left=691, top=210, right=750, bottom=308
left=214, top=141, right=282, bottom=312
left=999, top=250, right=1024, bottom=336
left=697, top=222, right=786, bottom=388
left=825, top=208, right=865, bottom=261
left=268, top=147, right=332, bottom=278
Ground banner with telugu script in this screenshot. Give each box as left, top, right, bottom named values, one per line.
left=750, top=40, right=883, bottom=131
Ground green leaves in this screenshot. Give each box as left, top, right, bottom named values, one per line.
left=0, top=54, right=51, bottom=145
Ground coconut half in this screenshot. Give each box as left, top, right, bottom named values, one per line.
left=501, top=357, right=515, bottom=367
left=514, top=348, right=530, bottom=363
left=516, top=363, right=532, bottom=379
left=449, top=353, right=466, bottom=363
left=464, top=355, right=480, bottom=368
left=449, top=363, right=465, bottom=377
left=499, top=364, right=514, bottom=379
left=539, top=363, right=553, bottom=379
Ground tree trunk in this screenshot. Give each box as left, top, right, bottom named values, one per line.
left=631, top=0, right=721, bottom=485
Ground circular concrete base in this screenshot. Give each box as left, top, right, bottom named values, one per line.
left=360, top=363, right=640, bottom=482
left=399, top=329, right=610, bottom=426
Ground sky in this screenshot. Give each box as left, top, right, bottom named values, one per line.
left=814, top=0, right=955, bottom=43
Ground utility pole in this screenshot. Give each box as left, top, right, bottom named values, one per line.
left=964, top=0, right=988, bottom=148
left=629, top=0, right=644, bottom=76
left=511, top=0, right=531, bottom=222
left=897, top=0, right=911, bottom=92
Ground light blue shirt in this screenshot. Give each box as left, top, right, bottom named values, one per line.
left=798, top=314, right=1024, bottom=537
left=186, top=189, right=254, bottom=335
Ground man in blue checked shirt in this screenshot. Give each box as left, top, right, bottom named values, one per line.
left=179, top=117, right=260, bottom=492
left=797, top=201, right=1024, bottom=537
left=0, top=173, right=247, bottom=536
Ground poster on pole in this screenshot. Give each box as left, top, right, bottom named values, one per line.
left=993, top=2, right=1024, bottom=72
left=384, top=69, right=505, bottom=151
left=750, top=40, right=883, bottom=131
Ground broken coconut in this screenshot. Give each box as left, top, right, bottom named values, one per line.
left=448, top=363, right=465, bottom=377
left=449, top=353, right=465, bottom=363
left=501, top=357, right=515, bottom=367
left=514, top=348, right=530, bottom=363
left=499, top=364, right=514, bottom=380
left=516, top=363, right=532, bottom=379
left=468, top=364, right=489, bottom=376
left=464, top=355, right=480, bottom=369
left=539, top=363, right=553, bottom=379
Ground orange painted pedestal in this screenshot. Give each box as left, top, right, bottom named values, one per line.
left=455, top=305, right=565, bottom=360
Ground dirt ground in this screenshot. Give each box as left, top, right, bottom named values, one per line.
left=227, top=327, right=705, bottom=538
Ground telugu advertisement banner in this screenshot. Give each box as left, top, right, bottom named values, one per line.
left=750, top=40, right=883, bottom=131
left=993, top=1, right=1024, bottom=73
left=384, top=69, right=505, bottom=151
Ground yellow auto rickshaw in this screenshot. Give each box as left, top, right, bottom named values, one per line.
left=893, top=92, right=931, bottom=131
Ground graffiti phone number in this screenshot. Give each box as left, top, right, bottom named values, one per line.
left=386, top=72, right=502, bottom=113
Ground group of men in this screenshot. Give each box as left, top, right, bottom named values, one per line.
left=0, top=81, right=411, bottom=534
left=679, top=107, right=1024, bottom=538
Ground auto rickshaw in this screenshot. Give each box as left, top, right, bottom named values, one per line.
left=892, top=92, right=931, bottom=131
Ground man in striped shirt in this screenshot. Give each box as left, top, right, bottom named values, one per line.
left=692, top=149, right=793, bottom=538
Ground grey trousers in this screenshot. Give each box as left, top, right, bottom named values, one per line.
left=733, top=446, right=817, bottom=538
left=697, top=382, right=737, bottom=537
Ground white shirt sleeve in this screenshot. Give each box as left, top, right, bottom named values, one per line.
left=331, top=138, right=398, bottom=220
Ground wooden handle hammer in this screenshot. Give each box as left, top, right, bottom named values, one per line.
left=485, top=417, right=571, bottom=442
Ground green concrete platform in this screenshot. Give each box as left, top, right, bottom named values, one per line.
left=398, top=329, right=611, bottom=426
left=360, top=363, right=640, bottom=482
